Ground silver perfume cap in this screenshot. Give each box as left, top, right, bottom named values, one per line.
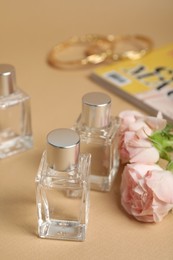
left=0, top=64, right=17, bottom=97
left=81, top=92, right=111, bottom=128
left=46, top=128, right=80, bottom=171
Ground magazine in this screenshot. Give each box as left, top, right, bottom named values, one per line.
left=90, top=43, right=173, bottom=123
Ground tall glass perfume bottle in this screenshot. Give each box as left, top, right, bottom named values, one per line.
left=73, top=92, right=119, bottom=192
left=35, top=128, right=91, bottom=241
left=0, top=64, right=33, bottom=159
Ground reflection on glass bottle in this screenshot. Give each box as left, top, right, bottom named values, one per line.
left=73, top=92, right=119, bottom=192
left=35, top=128, right=91, bottom=241
left=0, top=64, right=33, bottom=159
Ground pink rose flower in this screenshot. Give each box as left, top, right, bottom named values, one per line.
left=119, top=131, right=160, bottom=164
left=119, top=110, right=166, bottom=133
left=118, top=110, right=143, bottom=132
left=121, top=163, right=173, bottom=222
left=118, top=110, right=167, bottom=164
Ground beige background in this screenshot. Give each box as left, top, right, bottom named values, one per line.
left=0, top=0, right=173, bottom=259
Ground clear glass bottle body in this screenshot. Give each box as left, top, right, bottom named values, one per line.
left=73, top=115, right=119, bottom=192
left=0, top=89, right=33, bottom=159
left=35, top=151, right=91, bottom=241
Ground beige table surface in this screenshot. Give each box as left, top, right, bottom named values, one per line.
left=1, top=1, right=173, bottom=259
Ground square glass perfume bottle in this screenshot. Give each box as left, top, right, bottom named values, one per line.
left=0, top=64, right=33, bottom=159
left=35, top=128, right=91, bottom=241
left=73, top=92, right=119, bottom=192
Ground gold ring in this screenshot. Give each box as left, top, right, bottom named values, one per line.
left=107, top=34, right=153, bottom=61
left=47, top=34, right=113, bottom=69
left=86, top=34, right=153, bottom=62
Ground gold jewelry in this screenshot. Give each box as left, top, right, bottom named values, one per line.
left=86, top=34, right=153, bottom=61
left=107, top=34, right=153, bottom=61
left=48, top=34, right=153, bottom=70
left=47, top=34, right=113, bottom=69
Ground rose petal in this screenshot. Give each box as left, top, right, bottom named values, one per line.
left=125, top=163, right=162, bottom=179
left=118, top=110, right=143, bottom=131
left=145, top=116, right=167, bottom=131
left=121, top=163, right=173, bottom=223
left=128, top=138, right=153, bottom=148
left=119, top=110, right=142, bottom=120
left=146, top=170, right=173, bottom=203
left=129, top=120, right=151, bottom=133
left=136, top=127, right=153, bottom=138
left=129, top=147, right=160, bottom=164
left=152, top=197, right=173, bottom=222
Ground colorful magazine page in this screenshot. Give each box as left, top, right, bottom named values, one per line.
left=91, top=43, right=173, bottom=123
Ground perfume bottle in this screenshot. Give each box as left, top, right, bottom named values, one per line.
left=73, top=92, right=119, bottom=192
left=35, top=128, right=91, bottom=241
left=0, top=64, right=33, bottom=159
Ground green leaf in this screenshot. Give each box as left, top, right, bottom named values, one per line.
left=149, top=124, right=173, bottom=163
left=160, top=150, right=171, bottom=162
left=164, top=124, right=173, bottom=132
left=165, top=147, right=173, bottom=152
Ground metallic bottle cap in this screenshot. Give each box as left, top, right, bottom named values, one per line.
left=46, top=128, right=80, bottom=171
left=82, top=92, right=111, bottom=128
left=0, top=64, right=17, bottom=97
